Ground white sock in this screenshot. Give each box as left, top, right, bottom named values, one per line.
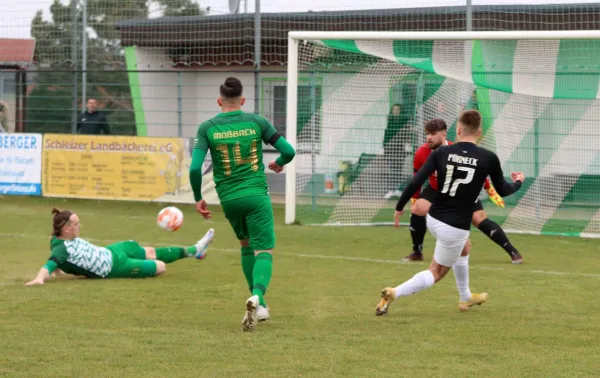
left=453, top=255, right=472, bottom=302
left=394, top=270, right=435, bottom=298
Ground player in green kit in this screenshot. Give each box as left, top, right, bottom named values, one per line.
left=25, top=208, right=214, bottom=285
left=189, top=77, right=296, bottom=332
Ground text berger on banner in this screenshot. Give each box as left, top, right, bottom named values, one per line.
left=0, top=133, right=43, bottom=196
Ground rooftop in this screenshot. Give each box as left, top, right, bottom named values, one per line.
left=0, top=39, right=36, bottom=68
left=116, top=3, right=600, bottom=28
left=115, top=3, right=600, bottom=67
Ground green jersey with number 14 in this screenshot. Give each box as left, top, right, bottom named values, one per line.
left=194, top=110, right=278, bottom=202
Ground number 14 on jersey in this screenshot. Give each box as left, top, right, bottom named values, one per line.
left=215, top=140, right=259, bottom=176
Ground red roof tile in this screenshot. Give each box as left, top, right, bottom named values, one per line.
left=0, top=39, right=35, bottom=68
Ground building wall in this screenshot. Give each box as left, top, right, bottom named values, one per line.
left=134, top=48, right=199, bottom=138
left=130, top=46, right=420, bottom=195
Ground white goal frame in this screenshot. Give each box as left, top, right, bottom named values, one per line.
left=284, top=30, right=600, bottom=225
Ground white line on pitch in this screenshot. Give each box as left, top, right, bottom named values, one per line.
left=289, top=253, right=600, bottom=278
left=3, top=232, right=600, bottom=279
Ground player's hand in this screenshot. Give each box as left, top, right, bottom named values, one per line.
left=25, top=278, right=44, bottom=286
left=486, top=185, right=505, bottom=208
left=511, top=172, right=525, bottom=183
left=268, top=161, right=283, bottom=173
left=196, top=199, right=212, bottom=219
left=394, top=210, right=403, bottom=228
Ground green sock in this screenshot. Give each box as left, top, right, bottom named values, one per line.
left=155, top=247, right=189, bottom=263
left=241, top=246, right=255, bottom=293
left=252, top=252, right=272, bottom=307
left=185, top=246, right=197, bottom=257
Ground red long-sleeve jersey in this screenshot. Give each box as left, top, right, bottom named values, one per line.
left=412, top=141, right=491, bottom=199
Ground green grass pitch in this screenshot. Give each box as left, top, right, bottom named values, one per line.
left=2, top=196, right=600, bottom=377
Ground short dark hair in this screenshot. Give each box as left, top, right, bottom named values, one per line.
left=458, top=110, right=482, bottom=133
left=52, top=207, right=73, bottom=237
left=220, top=77, right=243, bottom=99
left=424, top=118, right=447, bottom=134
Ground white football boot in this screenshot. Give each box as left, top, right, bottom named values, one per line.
left=194, top=228, right=214, bottom=260
left=256, top=305, right=271, bottom=322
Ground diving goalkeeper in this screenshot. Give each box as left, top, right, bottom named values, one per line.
left=189, top=77, right=296, bottom=332
left=25, top=208, right=214, bottom=285
left=403, top=118, right=523, bottom=264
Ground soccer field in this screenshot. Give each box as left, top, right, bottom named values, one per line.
left=2, top=196, right=600, bottom=377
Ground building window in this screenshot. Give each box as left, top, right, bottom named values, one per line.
left=263, top=79, right=322, bottom=148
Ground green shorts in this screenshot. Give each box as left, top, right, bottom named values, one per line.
left=221, top=195, right=275, bottom=251
left=106, top=240, right=157, bottom=278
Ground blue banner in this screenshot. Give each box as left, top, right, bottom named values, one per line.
left=0, top=134, right=42, bottom=196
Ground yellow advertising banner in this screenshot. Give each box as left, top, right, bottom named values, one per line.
left=42, top=134, right=219, bottom=204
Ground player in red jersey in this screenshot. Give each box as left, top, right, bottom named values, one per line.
left=403, top=118, right=523, bottom=264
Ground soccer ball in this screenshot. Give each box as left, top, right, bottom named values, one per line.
left=157, top=206, right=184, bottom=232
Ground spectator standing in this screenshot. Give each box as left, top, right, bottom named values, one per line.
left=383, top=103, right=412, bottom=199
left=77, top=98, right=110, bottom=135
left=0, top=100, right=9, bottom=133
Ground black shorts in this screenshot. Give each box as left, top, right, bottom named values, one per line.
left=473, top=198, right=484, bottom=212
left=418, top=186, right=485, bottom=212
left=418, top=185, right=438, bottom=203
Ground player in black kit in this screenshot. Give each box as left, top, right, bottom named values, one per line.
left=375, top=110, right=525, bottom=315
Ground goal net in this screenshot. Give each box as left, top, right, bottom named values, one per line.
left=285, top=31, right=600, bottom=238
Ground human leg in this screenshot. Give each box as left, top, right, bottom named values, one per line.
left=105, top=242, right=162, bottom=278
left=472, top=204, right=523, bottom=263
left=221, top=197, right=272, bottom=331
left=403, top=186, right=435, bottom=262
left=240, top=196, right=276, bottom=330
left=221, top=199, right=255, bottom=291
left=107, top=254, right=164, bottom=278
left=237, top=238, right=271, bottom=322
left=151, top=228, right=214, bottom=262
left=238, top=239, right=255, bottom=292
left=108, top=232, right=214, bottom=265
left=451, top=238, right=489, bottom=311
left=246, top=197, right=275, bottom=301
left=376, top=215, right=469, bottom=315
left=453, top=240, right=472, bottom=303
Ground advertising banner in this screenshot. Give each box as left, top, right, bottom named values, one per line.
left=0, top=134, right=42, bottom=196
left=157, top=137, right=220, bottom=205
left=42, top=134, right=217, bottom=203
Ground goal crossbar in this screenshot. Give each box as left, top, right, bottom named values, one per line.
left=288, top=30, right=600, bottom=41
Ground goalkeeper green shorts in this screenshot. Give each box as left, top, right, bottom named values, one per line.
left=221, top=195, right=275, bottom=251
left=106, top=240, right=157, bottom=278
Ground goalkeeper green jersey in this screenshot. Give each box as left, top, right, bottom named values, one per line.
left=194, top=110, right=279, bottom=202
left=48, top=236, right=113, bottom=278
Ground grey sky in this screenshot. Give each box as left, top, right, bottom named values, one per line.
left=1, top=0, right=598, bottom=38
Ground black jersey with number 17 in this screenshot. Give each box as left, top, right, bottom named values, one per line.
left=396, top=142, right=522, bottom=230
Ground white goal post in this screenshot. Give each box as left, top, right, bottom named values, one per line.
left=284, top=31, right=600, bottom=237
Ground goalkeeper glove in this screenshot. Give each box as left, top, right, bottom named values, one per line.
left=486, top=185, right=505, bottom=208
left=410, top=198, right=417, bottom=206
